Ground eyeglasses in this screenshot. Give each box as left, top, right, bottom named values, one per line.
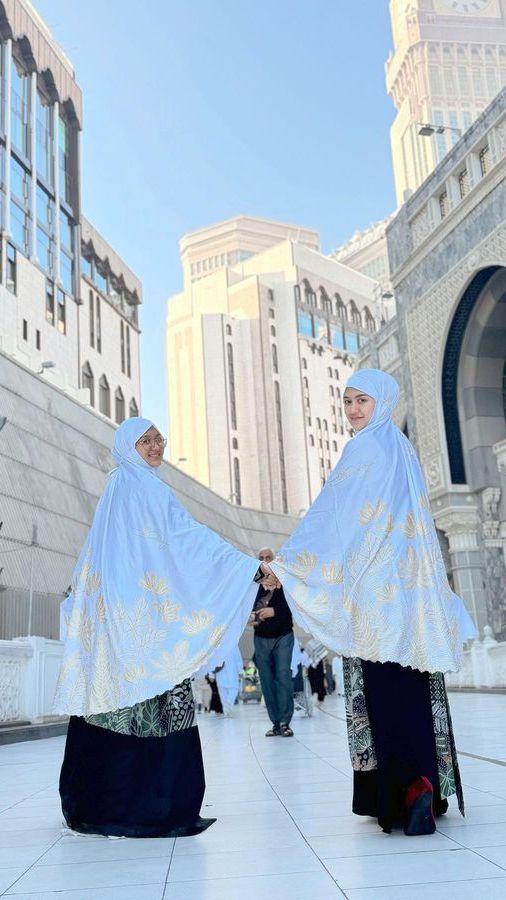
left=137, top=436, right=167, bottom=449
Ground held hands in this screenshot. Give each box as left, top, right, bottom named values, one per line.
left=260, top=562, right=281, bottom=591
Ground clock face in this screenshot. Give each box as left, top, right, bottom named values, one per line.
left=439, top=0, right=492, bottom=12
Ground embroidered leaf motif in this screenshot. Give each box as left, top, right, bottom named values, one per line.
left=308, top=590, right=330, bottom=613
left=152, top=641, right=190, bottom=681
left=208, top=625, right=226, bottom=648
left=398, top=547, right=433, bottom=589
left=419, top=493, right=430, bottom=510
left=359, top=501, right=385, bottom=525
left=401, top=513, right=429, bottom=539
left=124, top=663, right=147, bottom=682
left=85, top=570, right=101, bottom=595
left=322, top=561, right=344, bottom=584
left=291, top=551, right=318, bottom=579
left=96, top=595, right=107, bottom=623
left=139, top=572, right=169, bottom=596
left=376, top=583, right=398, bottom=603
left=383, top=513, right=395, bottom=536
left=158, top=598, right=181, bottom=624
left=181, top=610, right=214, bottom=635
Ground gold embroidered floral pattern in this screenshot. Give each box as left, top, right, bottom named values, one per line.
left=181, top=610, right=214, bottom=635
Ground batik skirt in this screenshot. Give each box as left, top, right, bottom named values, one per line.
left=59, top=679, right=214, bottom=838
left=343, top=658, right=464, bottom=832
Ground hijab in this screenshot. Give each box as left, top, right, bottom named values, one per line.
left=54, top=417, right=259, bottom=715
left=270, top=370, right=476, bottom=674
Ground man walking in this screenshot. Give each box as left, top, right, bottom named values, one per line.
left=250, top=547, right=294, bottom=737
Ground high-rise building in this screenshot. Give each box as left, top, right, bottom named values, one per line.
left=330, top=215, right=397, bottom=322
left=0, top=0, right=141, bottom=421
left=387, top=0, right=506, bottom=203
left=167, top=216, right=380, bottom=515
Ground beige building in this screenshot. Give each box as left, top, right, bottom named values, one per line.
left=387, top=0, right=506, bottom=204
left=167, top=217, right=381, bottom=516
left=330, top=215, right=397, bottom=322
left=0, top=0, right=142, bottom=422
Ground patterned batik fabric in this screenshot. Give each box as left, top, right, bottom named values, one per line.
left=85, top=679, right=195, bottom=737
left=343, top=657, right=464, bottom=814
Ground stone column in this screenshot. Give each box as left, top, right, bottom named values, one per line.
left=433, top=505, right=487, bottom=636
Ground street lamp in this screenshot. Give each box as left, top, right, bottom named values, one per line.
left=37, top=360, right=56, bottom=375
left=417, top=122, right=462, bottom=138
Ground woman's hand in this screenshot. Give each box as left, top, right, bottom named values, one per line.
left=256, top=607, right=275, bottom=620
left=260, top=562, right=281, bottom=589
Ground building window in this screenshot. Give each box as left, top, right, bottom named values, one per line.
left=272, top=344, right=278, bottom=373
left=115, top=387, right=125, bottom=424
left=129, top=397, right=139, bottom=417
left=6, top=244, right=17, bottom=293
left=89, top=290, right=95, bottom=347
left=302, top=357, right=307, bottom=369
left=439, top=190, right=449, bottom=219
left=458, top=168, right=469, bottom=199
left=10, top=157, right=30, bottom=255
left=233, top=457, right=242, bottom=506
left=334, top=369, right=339, bottom=380
left=294, top=284, right=301, bottom=303
left=81, top=254, right=92, bottom=280
left=99, top=374, right=111, bottom=417
left=58, top=116, right=72, bottom=205
left=268, top=289, right=274, bottom=302
left=332, top=440, right=337, bottom=452
left=327, top=366, right=332, bottom=377
left=335, top=294, right=347, bottom=320
left=36, top=329, right=41, bottom=350
left=225, top=324, right=232, bottom=335
left=120, top=321, right=125, bottom=373
left=22, top=319, right=28, bottom=341
left=11, top=60, right=29, bottom=157
left=96, top=297, right=102, bottom=353
left=36, top=91, right=54, bottom=185
left=270, top=325, right=276, bottom=337
left=349, top=300, right=362, bottom=326
left=46, top=280, right=55, bottom=325
left=479, top=145, right=491, bottom=176
left=274, top=380, right=288, bottom=513
left=82, top=361, right=94, bottom=406
left=309, top=434, right=314, bottom=446
left=363, top=307, right=376, bottom=332
left=232, top=437, right=239, bottom=449
left=57, top=288, right=66, bottom=334
left=268, top=308, right=275, bottom=318
left=94, top=266, right=108, bottom=295
left=227, top=342, right=237, bottom=429
left=126, top=325, right=131, bottom=378
left=36, top=185, right=55, bottom=275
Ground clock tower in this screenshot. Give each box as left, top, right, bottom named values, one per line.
left=386, top=0, right=506, bottom=203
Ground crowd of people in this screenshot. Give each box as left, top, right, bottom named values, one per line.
left=54, top=368, right=475, bottom=841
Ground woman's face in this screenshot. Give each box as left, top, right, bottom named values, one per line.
left=135, top=425, right=166, bottom=467
left=343, top=387, right=376, bottom=432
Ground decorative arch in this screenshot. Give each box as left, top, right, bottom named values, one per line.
left=442, top=265, right=505, bottom=486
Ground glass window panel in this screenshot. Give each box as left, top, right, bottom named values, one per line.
left=298, top=310, right=314, bottom=338
left=60, top=250, right=73, bottom=294
left=344, top=332, right=359, bottom=352
left=81, top=255, right=92, bottom=279
left=11, top=157, right=27, bottom=203
left=331, top=325, right=345, bottom=349
left=10, top=199, right=28, bottom=251
left=46, top=280, right=54, bottom=325
left=36, top=92, right=53, bottom=184
left=11, top=62, right=29, bottom=156
left=94, top=267, right=107, bottom=294
left=36, top=185, right=52, bottom=228
left=60, top=210, right=73, bottom=251
left=37, top=226, right=51, bottom=272
left=57, top=288, right=66, bottom=334
left=314, top=317, right=327, bottom=340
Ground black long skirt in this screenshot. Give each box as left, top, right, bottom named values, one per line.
left=344, top=658, right=463, bottom=833
left=60, top=684, right=214, bottom=838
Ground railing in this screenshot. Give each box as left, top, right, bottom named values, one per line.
left=0, top=636, right=64, bottom=724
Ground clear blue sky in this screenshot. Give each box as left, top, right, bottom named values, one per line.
left=35, top=0, right=397, bottom=433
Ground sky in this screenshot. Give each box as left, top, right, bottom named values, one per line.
left=34, top=0, right=397, bottom=434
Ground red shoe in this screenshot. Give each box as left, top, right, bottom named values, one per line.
left=404, top=776, right=436, bottom=836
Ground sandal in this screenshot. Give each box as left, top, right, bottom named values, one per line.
left=404, top=776, right=436, bottom=836
left=280, top=723, right=294, bottom=737
left=265, top=724, right=280, bottom=736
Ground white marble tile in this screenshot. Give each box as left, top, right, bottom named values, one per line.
left=38, top=836, right=174, bottom=865
left=310, top=829, right=459, bottom=858
left=345, top=877, right=506, bottom=900
left=8, top=858, right=170, bottom=894
left=326, top=848, right=505, bottom=889
left=475, top=844, right=506, bottom=867
left=0, top=869, right=28, bottom=894
left=438, top=822, right=506, bottom=848
left=163, top=870, right=343, bottom=899
left=167, top=846, right=323, bottom=882
left=4, top=886, right=165, bottom=900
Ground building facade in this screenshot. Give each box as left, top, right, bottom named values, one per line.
left=358, top=88, right=506, bottom=642
left=330, top=215, right=397, bottom=322
left=387, top=0, right=506, bottom=203
left=0, top=0, right=141, bottom=423
left=167, top=217, right=381, bottom=516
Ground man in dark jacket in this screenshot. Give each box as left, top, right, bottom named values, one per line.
left=250, top=547, right=294, bottom=737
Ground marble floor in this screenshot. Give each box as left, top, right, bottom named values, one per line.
left=0, top=692, right=505, bottom=899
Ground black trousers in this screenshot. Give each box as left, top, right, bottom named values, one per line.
left=352, top=659, right=446, bottom=831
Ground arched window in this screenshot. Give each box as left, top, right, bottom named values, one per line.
left=270, top=325, right=276, bottom=336
left=294, top=284, right=301, bottom=303
left=272, top=344, right=278, bottom=373
left=320, top=289, right=332, bottom=316
left=115, top=386, right=125, bottom=424
left=302, top=357, right=307, bottom=369
left=225, top=324, right=232, bottom=335
left=99, top=374, right=111, bottom=417
left=349, top=300, right=362, bottom=326
left=129, top=397, right=139, bottom=417
left=332, top=440, right=337, bottom=452
left=327, top=366, right=332, bottom=377
left=335, top=294, right=347, bottom=320
left=82, top=361, right=94, bottom=407
left=363, top=306, right=376, bottom=332
left=232, top=437, right=239, bottom=449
